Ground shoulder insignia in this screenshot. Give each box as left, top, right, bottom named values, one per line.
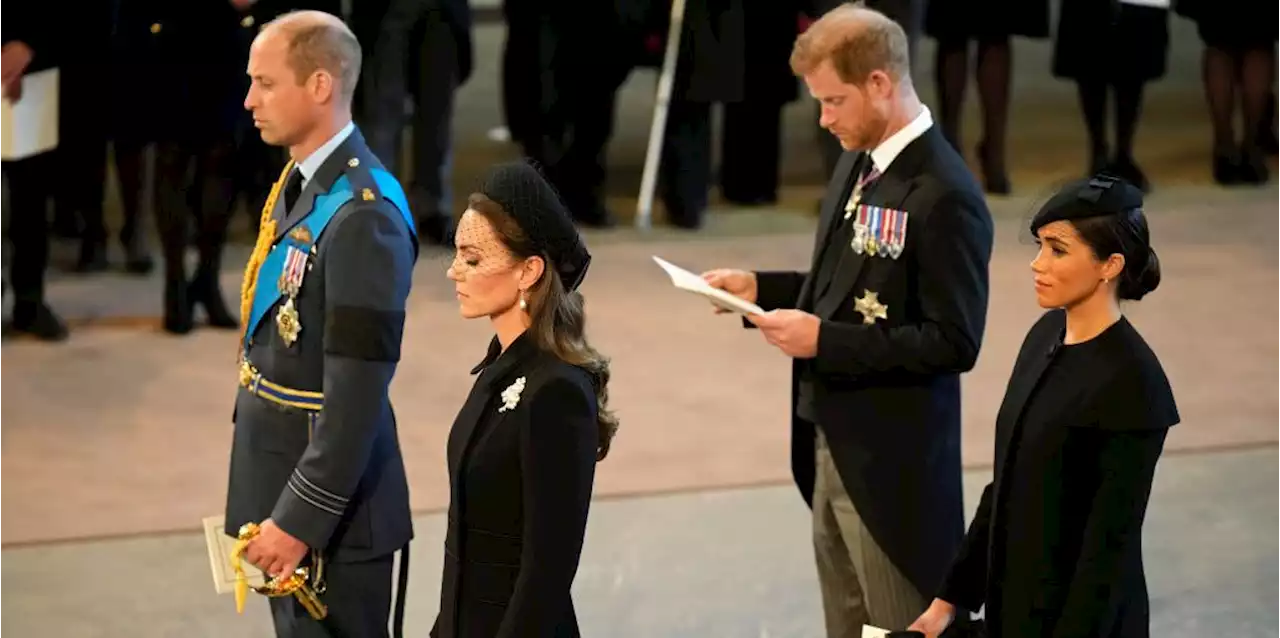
left=288, top=226, right=313, bottom=246
left=362, top=188, right=375, bottom=201
left=347, top=158, right=360, bottom=168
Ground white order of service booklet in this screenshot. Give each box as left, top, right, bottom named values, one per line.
left=1, top=67, right=60, bottom=161
left=652, top=255, right=765, bottom=316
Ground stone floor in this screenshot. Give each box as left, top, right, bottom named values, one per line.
left=3, top=12, right=1278, bottom=638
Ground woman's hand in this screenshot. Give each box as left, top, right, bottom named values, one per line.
left=907, top=598, right=957, bottom=638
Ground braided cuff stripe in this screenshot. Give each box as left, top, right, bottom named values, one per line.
left=287, top=469, right=348, bottom=516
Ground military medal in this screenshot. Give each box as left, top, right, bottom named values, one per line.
left=854, top=289, right=888, bottom=325
left=851, top=205, right=909, bottom=260
left=276, top=298, right=302, bottom=346
left=276, top=245, right=309, bottom=346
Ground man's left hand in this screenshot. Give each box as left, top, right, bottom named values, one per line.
left=747, top=309, right=820, bottom=359
left=244, top=518, right=308, bottom=581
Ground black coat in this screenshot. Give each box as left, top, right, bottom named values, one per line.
left=110, top=0, right=259, bottom=143
left=433, top=332, right=600, bottom=638
left=752, top=125, right=994, bottom=597
left=3, top=2, right=58, bottom=74
left=939, top=311, right=1179, bottom=638
left=646, top=0, right=803, bottom=104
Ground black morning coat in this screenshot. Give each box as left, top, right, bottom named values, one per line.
left=752, top=126, right=995, bottom=598
left=940, top=310, right=1180, bottom=638
left=432, top=331, right=600, bottom=638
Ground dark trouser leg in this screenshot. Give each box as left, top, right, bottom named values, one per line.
left=409, top=6, right=460, bottom=242
left=659, top=99, right=712, bottom=229
left=112, top=138, right=156, bottom=273
left=549, top=82, right=619, bottom=228
left=1076, top=79, right=1109, bottom=174
left=190, top=139, right=238, bottom=328
left=56, top=63, right=110, bottom=270
left=1201, top=45, right=1241, bottom=183
left=1111, top=79, right=1151, bottom=191
left=721, top=100, right=783, bottom=205
left=974, top=36, right=1012, bottom=193
left=269, top=555, right=395, bottom=638
left=358, top=0, right=423, bottom=175
left=934, top=38, right=970, bottom=152
left=4, top=153, right=66, bottom=340
left=153, top=141, right=195, bottom=334
left=1238, top=46, right=1275, bottom=183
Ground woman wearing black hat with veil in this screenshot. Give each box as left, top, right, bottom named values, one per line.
left=908, top=174, right=1180, bottom=638
left=431, top=160, right=617, bottom=637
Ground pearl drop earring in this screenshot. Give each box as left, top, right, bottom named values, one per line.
left=519, top=293, right=528, bottom=311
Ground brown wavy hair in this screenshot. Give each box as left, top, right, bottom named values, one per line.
left=467, top=193, right=619, bottom=461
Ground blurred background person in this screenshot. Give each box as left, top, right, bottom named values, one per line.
left=1053, top=0, right=1170, bottom=192
left=1175, top=0, right=1276, bottom=185
left=923, top=0, right=1050, bottom=194
left=2, top=2, right=67, bottom=341
left=353, top=0, right=472, bottom=246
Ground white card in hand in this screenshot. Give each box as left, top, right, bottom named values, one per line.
left=861, top=626, right=891, bottom=638
left=1, top=67, right=60, bottom=160
left=651, top=255, right=765, bottom=316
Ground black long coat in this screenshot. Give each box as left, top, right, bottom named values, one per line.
left=645, top=0, right=803, bottom=105
left=939, top=310, right=1180, bottom=637
left=110, top=0, right=258, bottom=144
left=432, top=332, right=600, bottom=638
left=752, top=127, right=994, bottom=598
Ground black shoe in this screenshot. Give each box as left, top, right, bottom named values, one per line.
left=1237, top=147, right=1270, bottom=185
left=163, top=279, right=194, bottom=335
left=1108, top=154, right=1150, bottom=193
left=418, top=215, right=455, bottom=248
left=190, top=270, right=238, bottom=329
left=74, top=242, right=110, bottom=273
left=10, top=302, right=68, bottom=342
left=976, top=140, right=1011, bottom=195
left=1212, top=151, right=1243, bottom=186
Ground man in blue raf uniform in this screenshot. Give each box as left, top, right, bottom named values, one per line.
left=224, top=10, right=418, bottom=637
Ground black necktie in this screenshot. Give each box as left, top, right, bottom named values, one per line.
left=283, top=169, right=304, bottom=213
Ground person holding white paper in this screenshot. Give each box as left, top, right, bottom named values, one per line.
left=703, top=5, right=993, bottom=634
left=2, top=3, right=67, bottom=341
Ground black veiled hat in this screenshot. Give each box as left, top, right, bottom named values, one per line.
left=1030, top=172, right=1144, bottom=234
left=479, top=160, right=592, bottom=291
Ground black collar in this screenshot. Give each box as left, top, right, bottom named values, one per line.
left=469, top=330, right=540, bottom=386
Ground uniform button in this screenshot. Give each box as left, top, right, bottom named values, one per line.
left=150, top=22, right=162, bottom=34
left=241, top=16, right=255, bottom=28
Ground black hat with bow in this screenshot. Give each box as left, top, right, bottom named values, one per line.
left=478, top=160, right=593, bottom=291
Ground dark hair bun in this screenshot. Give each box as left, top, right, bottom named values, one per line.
left=1118, top=247, right=1160, bottom=301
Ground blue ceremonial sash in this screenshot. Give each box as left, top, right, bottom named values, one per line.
left=244, top=169, right=418, bottom=348
left=245, top=177, right=354, bottom=348
left=370, top=167, right=417, bottom=238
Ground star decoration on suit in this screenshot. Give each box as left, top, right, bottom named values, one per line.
left=854, top=290, right=888, bottom=325
left=498, top=377, right=526, bottom=413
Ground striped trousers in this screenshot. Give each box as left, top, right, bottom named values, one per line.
left=813, top=429, right=929, bottom=636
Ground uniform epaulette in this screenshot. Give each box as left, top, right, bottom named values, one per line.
left=342, top=158, right=384, bottom=206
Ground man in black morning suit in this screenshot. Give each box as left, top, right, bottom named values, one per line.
left=705, top=6, right=993, bottom=635
left=2, top=0, right=69, bottom=340
left=225, top=11, right=417, bottom=637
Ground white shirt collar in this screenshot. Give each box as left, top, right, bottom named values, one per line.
left=868, top=105, right=933, bottom=174
left=295, top=121, right=355, bottom=188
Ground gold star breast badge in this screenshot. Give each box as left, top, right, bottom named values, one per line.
left=854, top=289, right=888, bottom=325
left=276, top=298, right=302, bottom=346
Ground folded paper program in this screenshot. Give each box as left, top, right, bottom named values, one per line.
left=652, top=255, right=765, bottom=316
